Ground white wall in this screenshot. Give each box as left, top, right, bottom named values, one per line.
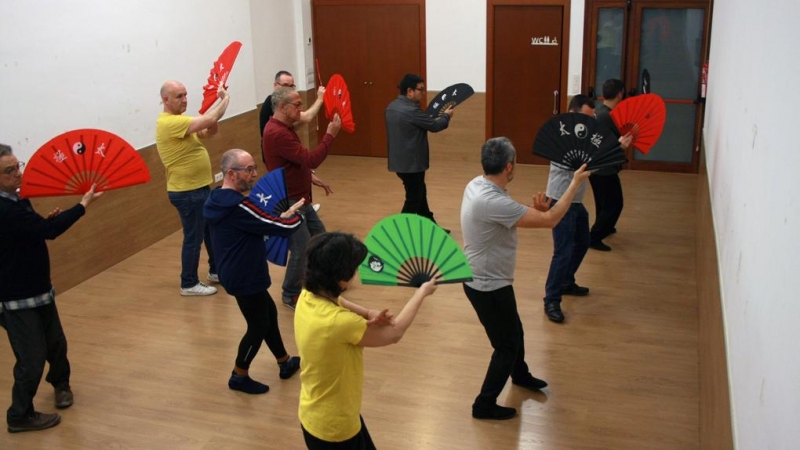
left=0, top=0, right=304, bottom=162
left=704, top=0, right=800, bottom=447
left=426, top=0, right=585, bottom=94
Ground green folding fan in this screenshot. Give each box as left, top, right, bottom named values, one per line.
left=359, top=214, right=473, bottom=287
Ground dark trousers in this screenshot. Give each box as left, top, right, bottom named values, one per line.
left=396, top=172, right=436, bottom=223
left=589, top=173, right=623, bottom=244
left=233, top=292, right=288, bottom=369
left=302, top=416, right=375, bottom=450
left=1, top=301, right=70, bottom=422
left=283, top=203, right=326, bottom=301
left=544, top=202, right=590, bottom=304
left=168, top=186, right=217, bottom=288
left=463, top=284, right=530, bottom=407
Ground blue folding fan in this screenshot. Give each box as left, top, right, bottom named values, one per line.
left=248, top=168, right=291, bottom=266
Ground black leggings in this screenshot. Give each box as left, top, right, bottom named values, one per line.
left=302, top=416, right=376, bottom=450
left=234, top=291, right=288, bottom=370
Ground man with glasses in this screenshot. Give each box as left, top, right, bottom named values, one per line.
left=386, top=73, right=454, bottom=232
left=0, top=143, right=102, bottom=432
left=262, top=87, right=342, bottom=310
left=259, top=71, right=329, bottom=212
left=156, top=81, right=230, bottom=296
left=204, top=149, right=305, bottom=393
left=258, top=70, right=326, bottom=137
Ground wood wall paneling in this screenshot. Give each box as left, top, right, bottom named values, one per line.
left=697, top=148, right=735, bottom=449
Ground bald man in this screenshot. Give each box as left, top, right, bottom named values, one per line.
left=156, top=81, right=229, bottom=296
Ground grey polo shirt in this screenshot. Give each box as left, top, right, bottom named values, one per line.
left=461, top=176, right=528, bottom=292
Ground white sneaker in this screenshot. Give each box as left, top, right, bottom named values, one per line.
left=180, top=283, right=217, bottom=296
left=207, top=273, right=220, bottom=284
left=312, top=203, right=321, bottom=212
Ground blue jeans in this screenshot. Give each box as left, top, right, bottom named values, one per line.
left=544, top=202, right=590, bottom=304
left=282, top=203, right=326, bottom=301
left=168, top=186, right=216, bottom=288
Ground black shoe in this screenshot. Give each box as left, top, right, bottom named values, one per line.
left=590, top=241, right=612, bottom=251
left=512, top=374, right=548, bottom=391
left=7, top=411, right=61, bottom=433
left=561, top=283, right=589, bottom=296
left=472, top=404, right=517, bottom=420
left=442, top=228, right=451, bottom=234
left=282, top=295, right=298, bottom=310
left=54, top=385, right=73, bottom=409
left=279, top=356, right=301, bottom=380
left=544, top=303, right=564, bottom=323
left=610, top=228, right=617, bottom=234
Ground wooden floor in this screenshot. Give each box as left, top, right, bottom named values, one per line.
left=0, top=153, right=700, bottom=449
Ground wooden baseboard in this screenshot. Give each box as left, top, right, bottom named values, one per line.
left=696, top=147, right=734, bottom=449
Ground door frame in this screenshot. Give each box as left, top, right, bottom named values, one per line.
left=486, top=0, right=571, bottom=142
left=582, top=0, right=712, bottom=173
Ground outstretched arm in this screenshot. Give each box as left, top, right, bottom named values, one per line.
left=515, top=164, right=591, bottom=228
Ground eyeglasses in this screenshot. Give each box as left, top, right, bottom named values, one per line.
left=1, top=161, right=25, bottom=175
left=278, top=83, right=297, bottom=88
left=414, top=86, right=425, bottom=92
left=286, top=101, right=303, bottom=108
left=230, top=165, right=257, bottom=174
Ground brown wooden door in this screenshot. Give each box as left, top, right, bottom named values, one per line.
left=313, top=1, right=425, bottom=158
left=487, top=1, right=570, bottom=165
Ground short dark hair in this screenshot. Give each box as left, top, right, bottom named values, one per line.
left=274, top=70, right=293, bottom=82
left=568, top=94, right=595, bottom=113
left=398, top=73, right=424, bottom=95
left=304, top=232, right=368, bottom=300
left=602, top=79, right=625, bottom=99
left=0, top=143, right=12, bottom=158
left=481, top=137, right=516, bottom=175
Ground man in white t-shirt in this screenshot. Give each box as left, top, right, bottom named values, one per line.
left=460, top=137, right=590, bottom=420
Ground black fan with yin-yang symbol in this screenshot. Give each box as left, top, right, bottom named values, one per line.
left=532, top=113, right=627, bottom=170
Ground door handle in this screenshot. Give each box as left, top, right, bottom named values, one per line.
left=553, top=90, right=559, bottom=115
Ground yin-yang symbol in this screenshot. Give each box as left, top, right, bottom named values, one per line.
left=72, top=142, right=86, bottom=155
left=574, top=123, right=588, bottom=139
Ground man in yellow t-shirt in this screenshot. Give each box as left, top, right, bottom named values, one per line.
left=156, top=80, right=229, bottom=296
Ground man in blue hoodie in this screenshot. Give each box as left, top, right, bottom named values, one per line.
left=204, top=149, right=305, bottom=394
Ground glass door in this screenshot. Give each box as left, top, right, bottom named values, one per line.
left=582, top=0, right=710, bottom=173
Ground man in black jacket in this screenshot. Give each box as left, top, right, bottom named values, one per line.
left=204, top=149, right=305, bottom=393
left=0, top=143, right=102, bottom=433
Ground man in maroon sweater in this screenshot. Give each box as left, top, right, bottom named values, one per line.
left=262, top=87, right=342, bottom=309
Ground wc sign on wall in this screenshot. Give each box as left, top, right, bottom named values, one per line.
left=531, top=36, right=559, bottom=46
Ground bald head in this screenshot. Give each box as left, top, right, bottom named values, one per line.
left=220, top=149, right=251, bottom=172
left=161, top=80, right=188, bottom=114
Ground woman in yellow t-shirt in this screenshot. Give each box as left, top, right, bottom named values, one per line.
left=294, top=232, right=437, bottom=449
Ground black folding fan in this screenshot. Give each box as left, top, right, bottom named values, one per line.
left=532, top=113, right=627, bottom=170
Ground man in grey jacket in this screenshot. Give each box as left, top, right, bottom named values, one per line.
left=385, top=74, right=454, bottom=230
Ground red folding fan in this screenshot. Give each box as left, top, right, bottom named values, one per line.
left=199, top=41, right=242, bottom=114
left=610, top=93, right=666, bottom=154
left=323, top=74, right=355, bottom=133
left=19, top=129, right=150, bottom=198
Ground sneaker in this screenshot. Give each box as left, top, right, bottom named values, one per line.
left=54, top=385, right=73, bottom=409
left=512, top=374, right=548, bottom=391
left=228, top=372, right=269, bottom=395
left=7, top=411, right=61, bottom=433
left=180, top=282, right=217, bottom=296
left=472, top=404, right=517, bottom=420
left=279, top=356, right=301, bottom=380
left=561, top=283, right=589, bottom=296
left=207, top=273, right=220, bottom=284
left=312, top=203, right=321, bottom=212
left=282, top=295, right=298, bottom=310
